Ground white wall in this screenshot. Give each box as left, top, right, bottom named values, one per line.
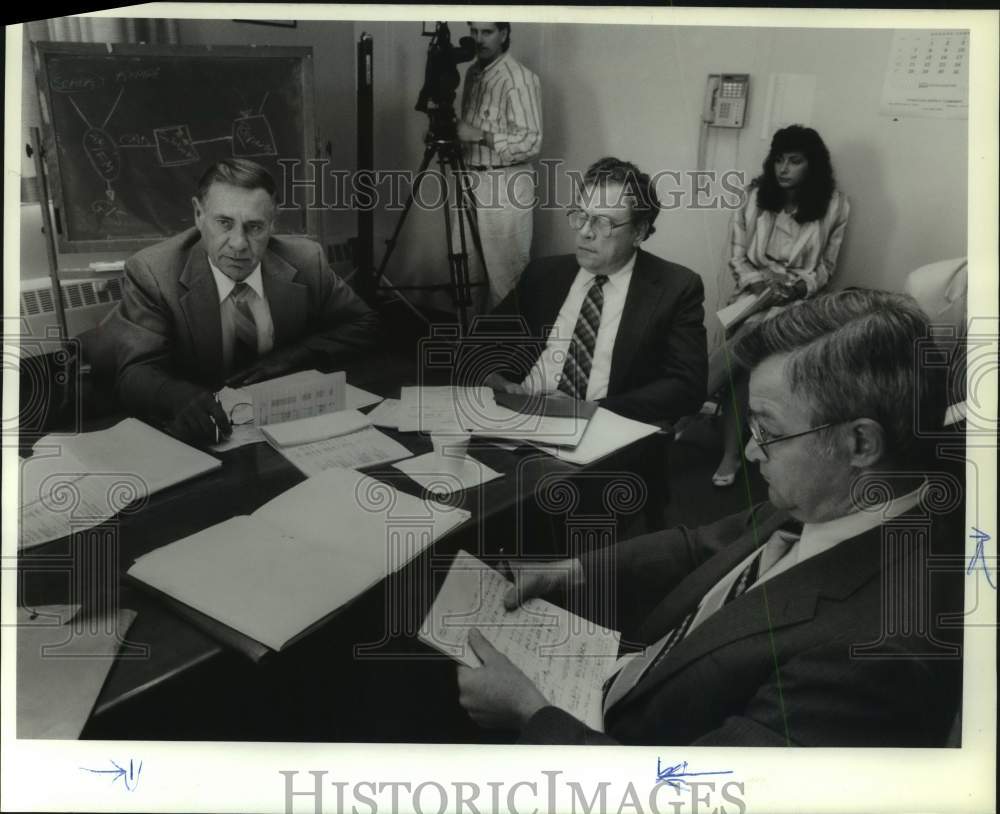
left=364, top=22, right=968, bottom=331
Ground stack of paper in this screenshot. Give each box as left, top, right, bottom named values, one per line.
left=212, top=370, right=385, bottom=452
left=20, top=418, right=221, bottom=549
left=420, top=551, right=621, bottom=731
left=128, top=468, right=471, bottom=652
left=262, top=409, right=411, bottom=477
left=531, top=407, right=661, bottom=465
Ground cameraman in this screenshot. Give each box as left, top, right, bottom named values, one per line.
left=455, top=22, right=542, bottom=311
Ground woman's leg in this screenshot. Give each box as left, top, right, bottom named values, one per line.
left=713, top=369, right=749, bottom=485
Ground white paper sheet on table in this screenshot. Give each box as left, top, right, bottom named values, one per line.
left=19, top=419, right=220, bottom=549
left=532, top=407, right=661, bottom=465
left=17, top=604, right=138, bottom=738
left=277, top=427, right=412, bottom=477
left=367, top=398, right=401, bottom=428
left=393, top=452, right=503, bottom=495
left=398, top=386, right=496, bottom=432
left=419, top=551, right=620, bottom=731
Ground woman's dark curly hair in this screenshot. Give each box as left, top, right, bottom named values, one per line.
left=753, top=125, right=836, bottom=224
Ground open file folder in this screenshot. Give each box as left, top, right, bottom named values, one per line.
left=127, top=468, right=470, bottom=654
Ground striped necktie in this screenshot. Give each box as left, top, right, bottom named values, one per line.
left=229, top=282, right=259, bottom=373
left=558, top=274, right=608, bottom=399
left=602, top=520, right=802, bottom=714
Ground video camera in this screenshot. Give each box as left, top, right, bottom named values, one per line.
left=415, top=22, right=476, bottom=141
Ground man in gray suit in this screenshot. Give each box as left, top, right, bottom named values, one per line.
left=456, top=289, right=962, bottom=746
left=96, top=159, right=379, bottom=445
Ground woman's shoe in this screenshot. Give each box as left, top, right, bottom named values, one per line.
left=711, top=462, right=740, bottom=488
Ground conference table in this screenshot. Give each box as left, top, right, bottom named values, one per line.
left=18, top=349, right=670, bottom=742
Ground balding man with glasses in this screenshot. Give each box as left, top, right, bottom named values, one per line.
left=476, top=157, right=707, bottom=424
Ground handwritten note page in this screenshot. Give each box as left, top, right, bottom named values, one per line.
left=278, top=427, right=412, bottom=477
left=420, top=551, right=620, bottom=731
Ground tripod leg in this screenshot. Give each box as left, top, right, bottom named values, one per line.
left=439, top=155, right=473, bottom=333
left=453, top=153, right=492, bottom=306
left=373, top=143, right=437, bottom=286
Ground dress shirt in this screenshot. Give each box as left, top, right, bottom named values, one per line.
left=209, top=262, right=275, bottom=371
left=688, top=484, right=925, bottom=635
left=521, top=254, right=636, bottom=401
left=461, top=52, right=542, bottom=167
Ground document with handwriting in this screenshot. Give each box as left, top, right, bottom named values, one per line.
left=420, top=551, right=620, bottom=731
left=278, top=427, right=412, bottom=476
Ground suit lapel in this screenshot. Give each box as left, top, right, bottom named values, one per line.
left=260, top=247, right=306, bottom=349
left=608, top=251, right=665, bottom=394
left=616, top=517, right=888, bottom=714
left=178, top=243, right=224, bottom=384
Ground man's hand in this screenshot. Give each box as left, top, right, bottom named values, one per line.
left=456, top=121, right=484, bottom=144
left=503, top=558, right=585, bottom=610
left=225, top=347, right=310, bottom=388
left=166, top=391, right=231, bottom=446
left=485, top=372, right=528, bottom=396
left=456, top=629, right=549, bottom=729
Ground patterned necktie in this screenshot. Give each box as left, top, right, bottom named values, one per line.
left=602, top=520, right=802, bottom=713
left=229, top=282, right=259, bottom=373
left=558, top=274, right=609, bottom=399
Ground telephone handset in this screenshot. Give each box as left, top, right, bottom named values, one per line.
left=703, top=73, right=750, bottom=128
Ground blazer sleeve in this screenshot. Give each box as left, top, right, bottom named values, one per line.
left=105, top=255, right=205, bottom=421
left=598, top=270, right=708, bottom=423
left=285, top=241, right=381, bottom=365
left=729, top=190, right=769, bottom=292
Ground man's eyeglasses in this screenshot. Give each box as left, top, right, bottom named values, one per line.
left=228, top=402, right=255, bottom=426
left=746, top=412, right=835, bottom=459
left=566, top=208, right=633, bottom=239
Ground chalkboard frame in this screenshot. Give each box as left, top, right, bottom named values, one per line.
left=34, top=41, right=319, bottom=255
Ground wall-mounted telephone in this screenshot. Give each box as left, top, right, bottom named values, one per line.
left=703, top=73, right=750, bottom=128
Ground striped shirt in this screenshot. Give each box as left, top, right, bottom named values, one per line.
left=461, top=52, right=542, bottom=167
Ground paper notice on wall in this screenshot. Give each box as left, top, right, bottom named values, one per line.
left=880, top=29, right=969, bottom=119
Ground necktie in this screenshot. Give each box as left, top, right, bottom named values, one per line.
left=558, top=274, right=608, bottom=399
left=602, top=520, right=802, bottom=713
left=229, top=282, right=259, bottom=373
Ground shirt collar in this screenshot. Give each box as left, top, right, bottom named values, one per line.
left=209, top=261, right=264, bottom=304
left=475, top=51, right=509, bottom=78
left=797, top=483, right=925, bottom=562
left=578, top=251, right=637, bottom=291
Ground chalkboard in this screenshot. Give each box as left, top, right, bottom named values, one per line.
left=34, top=42, right=317, bottom=253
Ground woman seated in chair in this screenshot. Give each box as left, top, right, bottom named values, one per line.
left=709, top=124, right=850, bottom=486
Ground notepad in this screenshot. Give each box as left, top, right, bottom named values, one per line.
left=128, top=468, right=471, bottom=652
left=532, top=407, right=661, bottom=465
left=20, top=419, right=221, bottom=549
left=420, top=552, right=621, bottom=731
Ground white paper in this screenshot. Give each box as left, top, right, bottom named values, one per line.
left=262, top=409, right=372, bottom=447
left=246, top=370, right=347, bottom=424
left=393, top=452, right=503, bottom=495
left=398, top=386, right=496, bottom=432
left=128, top=469, right=471, bottom=651
left=469, top=402, right=589, bottom=447
left=716, top=292, right=759, bottom=329
left=367, top=398, right=402, bottom=428
left=346, top=384, right=384, bottom=410
left=420, top=552, right=620, bottom=731
left=277, top=427, right=412, bottom=476
left=17, top=604, right=137, bottom=739
left=534, top=407, right=661, bottom=466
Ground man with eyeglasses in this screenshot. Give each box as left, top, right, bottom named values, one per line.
left=475, top=156, right=707, bottom=424
left=94, top=159, right=380, bottom=446
left=457, top=289, right=963, bottom=746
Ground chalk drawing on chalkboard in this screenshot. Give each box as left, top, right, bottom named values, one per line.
left=154, top=125, right=200, bottom=166
left=233, top=114, right=278, bottom=157
left=83, top=128, right=121, bottom=181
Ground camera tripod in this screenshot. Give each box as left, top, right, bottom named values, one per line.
left=374, top=136, right=490, bottom=333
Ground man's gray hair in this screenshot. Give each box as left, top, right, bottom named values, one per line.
left=734, top=289, right=947, bottom=467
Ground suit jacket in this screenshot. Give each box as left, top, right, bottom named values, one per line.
left=470, top=250, right=707, bottom=423
left=520, top=502, right=964, bottom=747
left=94, top=228, right=380, bottom=420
